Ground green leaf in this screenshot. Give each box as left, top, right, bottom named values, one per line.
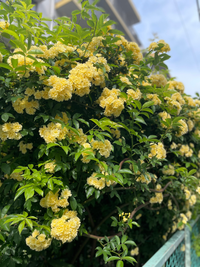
left=18, top=220, right=25, bottom=234
left=10, top=39, right=27, bottom=53
left=142, top=101, right=154, bottom=108
left=14, top=188, right=26, bottom=201
left=189, top=169, right=197, bottom=175
left=70, top=197, right=77, bottom=210
left=121, top=256, right=137, bottom=262
left=47, top=179, right=54, bottom=190
left=86, top=187, right=95, bottom=198
left=124, top=240, right=136, bottom=246
left=11, top=58, right=19, bottom=68
left=1, top=113, right=15, bottom=122
left=116, top=260, right=124, bottom=267
left=34, top=187, right=43, bottom=196
left=118, top=169, right=133, bottom=175
left=25, top=187, right=34, bottom=201
left=121, top=235, right=128, bottom=243
left=25, top=218, right=33, bottom=229
left=95, top=247, right=103, bottom=257
left=0, top=63, right=12, bottom=70
left=28, top=49, right=44, bottom=55
left=0, top=233, right=5, bottom=242
left=115, top=235, right=120, bottom=245
left=106, top=256, right=120, bottom=262
left=3, top=29, right=19, bottom=40
left=1, top=163, right=11, bottom=174
left=135, top=117, right=146, bottom=125
left=1, top=204, right=11, bottom=218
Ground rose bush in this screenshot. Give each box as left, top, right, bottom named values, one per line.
left=0, top=0, right=200, bottom=266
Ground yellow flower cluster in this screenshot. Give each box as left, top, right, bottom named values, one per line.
left=184, top=96, right=196, bottom=107
left=40, top=189, right=72, bottom=213
left=158, top=111, right=171, bottom=128
left=51, top=210, right=81, bottom=243
left=162, top=165, right=175, bottom=175
left=87, top=172, right=115, bottom=190
left=120, top=76, right=131, bottom=85
left=167, top=81, right=185, bottom=93
left=148, top=40, right=170, bottom=52
left=180, top=213, right=188, bottom=224
left=164, top=97, right=182, bottom=115
left=171, top=92, right=185, bottom=105
left=130, top=247, right=139, bottom=256
left=0, top=52, right=3, bottom=62
left=7, top=53, right=46, bottom=77
left=91, top=139, right=112, bottom=158
left=170, top=142, right=178, bottom=149
left=146, top=94, right=161, bottom=105
left=12, top=96, right=39, bottom=115
left=68, top=56, right=110, bottom=97
left=196, top=187, right=200, bottom=194
left=5, top=171, right=23, bottom=181
left=150, top=184, right=163, bottom=204
left=19, top=141, right=33, bottom=154
left=44, top=161, right=56, bottom=173
left=87, top=36, right=104, bottom=53
left=127, top=89, right=142, bottom=100
left=119, top=212, right=131, bottom=222
left=26, top=229, right=52, bottom=251
left=150, top=74, right=167, bottom=87
left=168, top=199, right=172, bottom=210
left=0, top=122, right=22, bottom=141
left=81, top=143, right=93, bottom=163
left=136, top=173, right=152, bottom=184
left=46, top=75, right=73, bottom=102
left=184, top=187, right=191, bottom=200
left=127, top=42, right=143, bottom=64
left=179, top=145, right=193, bottom=157
left=187, top=119, right=194, bottom=132
left=194, top=129, right=200, bottom=138
left=148, top=142, right=166, bottom=159
left=111, top=129, right=121, bottom=139
left=98, top=87, right=125, bottom=117
left=68, top=128, right=87, bottom=145
left=189, top=195, right=196, bottom=206
left=39, top=122, right=68, bottom=143
left=35, top=42, right=75, bottom=59
left=176, top=119, right=188, bottom=137
left=0, top=21, right=9, bottom=30
left=115, top=36, right=143, bottom=64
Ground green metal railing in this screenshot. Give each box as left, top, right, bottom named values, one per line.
left=143, top=216, right=200, bottom=267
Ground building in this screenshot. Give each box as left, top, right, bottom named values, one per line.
left=33, top=0, right=142, bottom=46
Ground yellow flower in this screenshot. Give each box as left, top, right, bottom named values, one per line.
left=150, top=74, right=167, bottom=87
left=146, top=94, right=161, bottom=105
left=51, top=211, right=81, bottom=243
left=130, top=247, right=139, bottom=256
left=26, top=230, right=52, bottom=251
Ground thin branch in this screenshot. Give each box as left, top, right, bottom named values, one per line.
left=83, top=194, right=170, bottom=240
left=149, top=181, right=172, bottom=193
left=119, top=158, right=130, bottom=170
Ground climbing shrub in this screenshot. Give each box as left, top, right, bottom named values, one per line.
left=0, top=1, right=200, bottom=266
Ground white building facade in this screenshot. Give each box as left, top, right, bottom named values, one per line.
left=32, top=0, right=142, bottom=46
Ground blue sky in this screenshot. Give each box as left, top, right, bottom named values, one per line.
left=132, top=0, right=200, bottom=97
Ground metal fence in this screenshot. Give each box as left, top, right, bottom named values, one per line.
left=143, top=216, right=200, bottom=267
